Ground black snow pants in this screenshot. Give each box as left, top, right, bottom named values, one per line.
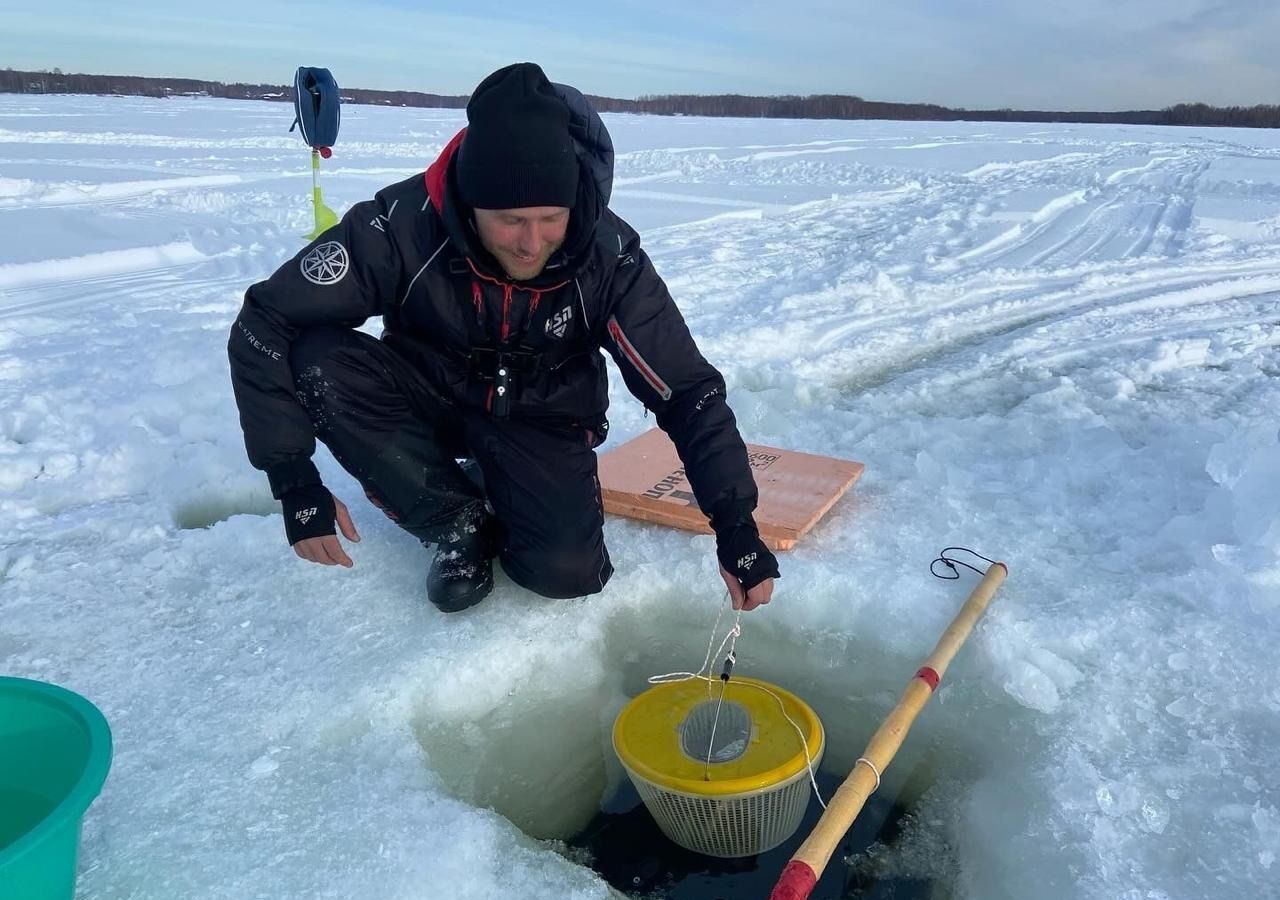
left=289, top=327, right=613, bottom=599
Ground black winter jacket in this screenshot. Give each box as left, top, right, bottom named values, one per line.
left=228, top=84, right=759, bottom=531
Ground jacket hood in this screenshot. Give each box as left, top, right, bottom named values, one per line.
left=424, top=82, right=614, bottom=284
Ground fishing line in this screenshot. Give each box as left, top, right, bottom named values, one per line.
left=648, top=590, right=828, bottom=808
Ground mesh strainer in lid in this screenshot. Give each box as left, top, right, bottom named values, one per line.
left=679, top=699, right=752, bottom=764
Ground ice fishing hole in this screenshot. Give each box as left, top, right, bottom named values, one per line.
left=172, top=494, right=277, bottom=530
left=410, top=603, right=1029, bottom=898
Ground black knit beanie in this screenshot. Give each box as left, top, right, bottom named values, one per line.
left=456, top=63, right=579, bottom=210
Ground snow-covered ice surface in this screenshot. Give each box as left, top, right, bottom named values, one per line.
left=3, top=95, right=1279, bottom=899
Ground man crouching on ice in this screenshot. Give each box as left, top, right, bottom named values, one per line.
left=227, top=62, right=779, bottom=613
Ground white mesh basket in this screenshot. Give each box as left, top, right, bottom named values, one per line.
left=613, top=677, right=825, bottom=858
left=629, top=758, right=818, bottom=857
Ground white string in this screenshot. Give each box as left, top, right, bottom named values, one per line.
left=735, top=678, right=828, bottom=809
left=855, top=756, right=882, bottom=792
left=704, top=665, right=730, bottom=782
left=646, top=592, right=828, bottom=809
left=648, top=594, right=737, bottom=685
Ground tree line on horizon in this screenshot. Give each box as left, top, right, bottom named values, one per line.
left=4, top=67, right=1279, bottom=129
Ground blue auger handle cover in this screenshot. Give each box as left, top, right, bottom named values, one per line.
left=290, top=67, right=341, bottom=150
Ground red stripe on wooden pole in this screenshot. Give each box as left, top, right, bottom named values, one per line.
left=771, top=861, right=818, bottom=900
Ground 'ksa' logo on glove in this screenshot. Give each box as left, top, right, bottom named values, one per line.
left=736, top=552, right=757, bottom=570
left=295, top=507, right=318, bottom=525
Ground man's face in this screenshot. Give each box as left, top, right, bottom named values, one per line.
left=473, top=206, right=570, bottom=281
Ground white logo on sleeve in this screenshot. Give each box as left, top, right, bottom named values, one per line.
left=300, top=241, right=349, bottom=285
left=295, top=507, right=318, bottom=525
left=736, top=552, right=757, bottom=571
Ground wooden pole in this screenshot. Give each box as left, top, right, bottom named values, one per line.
left=769, top=562, right=1008, bottom=900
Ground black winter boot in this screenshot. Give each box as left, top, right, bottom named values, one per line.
left=426, top=515, right=497, bottom=613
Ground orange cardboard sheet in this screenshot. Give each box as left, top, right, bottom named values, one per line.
left=598, top=428, right=864, bottom=551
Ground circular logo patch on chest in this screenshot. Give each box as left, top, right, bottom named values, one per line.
left=300, top=241, right=350, bottom=286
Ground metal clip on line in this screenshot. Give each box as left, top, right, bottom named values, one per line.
left=720, top=649, right=736, bottom=682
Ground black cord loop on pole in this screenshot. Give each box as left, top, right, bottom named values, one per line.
left=931, top=546, right=999, bottom=579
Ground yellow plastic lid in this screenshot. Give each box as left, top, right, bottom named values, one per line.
left=612, top=676, right=824, bottom=797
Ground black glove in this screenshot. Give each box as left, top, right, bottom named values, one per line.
left=715, top=523, right=780, bottom=591
left=281, top=484, right=337, bottom=546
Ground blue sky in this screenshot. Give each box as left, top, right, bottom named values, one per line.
left=3, top=0, right=1279, bottom=110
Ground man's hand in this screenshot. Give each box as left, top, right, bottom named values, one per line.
left=720, top=567, right=775, bottom=611
left=282, top=486, right=361, bottom=568
left=714, top=523, right=781, bottom=612
left=293, top=495, right=361, bottom=567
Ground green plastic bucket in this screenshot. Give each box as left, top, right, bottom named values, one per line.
left=0, top=677, right=112, bottom=900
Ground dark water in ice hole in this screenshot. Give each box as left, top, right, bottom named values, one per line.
left=564, top=768, right=941, bottom=900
